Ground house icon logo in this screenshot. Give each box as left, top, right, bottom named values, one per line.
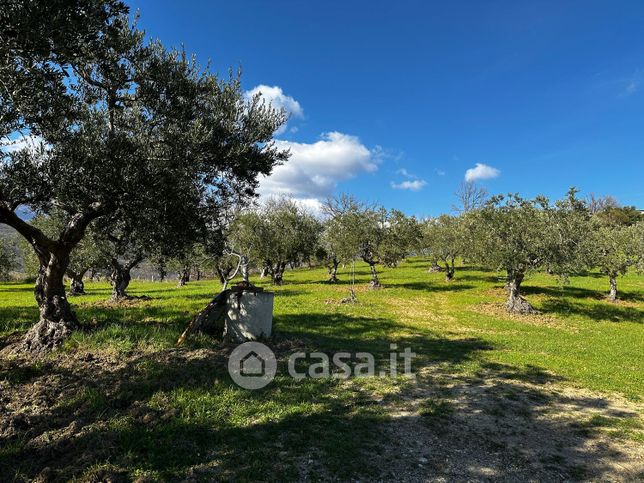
left=228, top=342, right=277, bottom=389
left=240, top=350, right=266, bottom=376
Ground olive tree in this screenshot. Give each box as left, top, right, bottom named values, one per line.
left=229, top=198, right=321, bottom=285
left=591, top=222, right=644, bottom=301
left=321, top=195, right=365, bottom=283
left=381, top=210, right=422, bottom=268
left=102, top=226, right=146, bottom=300
left=62, top=229, right=110, bottom=296
left=0, top=1, right=287, bottom=351
left=595, top=206, right=643, bottom=228
left=318, top=220, right=351, bottom=283
left=323, top=195, right=391, bottom=288
left=421, top=215, right=465, bottom=281
left=170, top=243, right=214, bottom=286
left=470, top=189, right=591, bottom=314
left=18, top=212, right=110, bottom=295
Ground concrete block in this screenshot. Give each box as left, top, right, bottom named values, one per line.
left=224, top=290, right=274, bottom=342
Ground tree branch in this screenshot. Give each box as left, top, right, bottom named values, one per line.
left=0, top=202, right=57, bottom=252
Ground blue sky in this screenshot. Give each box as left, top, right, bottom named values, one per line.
left=129, top=0, right=644, bottom=216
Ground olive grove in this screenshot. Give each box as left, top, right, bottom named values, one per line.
left=0, top=0, right=288, bottom=351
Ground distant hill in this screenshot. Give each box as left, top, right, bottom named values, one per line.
left=0, top=224, right=24, bottom=272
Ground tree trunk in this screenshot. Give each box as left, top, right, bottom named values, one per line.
left=68, top=269, right=87, bottom=296
left=327, top=258, right=340, bottom=283
left=1, top=201, right=104, bottom=352
left=506, top=271, right=537, bottom=314
left=272, top=261, right=286, bottom=285
left=444, top=258, right=455, bottom=282
left=240, top=255, right=250, bottom=284
left=110, top=261, right=131, bottom=299
left=177, top=290, right=229, bottom=344
left=177, top=267, right=190, bottom=287
left=22, top=251, right=78, bottom=353
left=111, top=267, right=131, bottom=299
left=608, top=275, right=618, bottom=302
left=368, top=262, right=382, bottom=289
left=216, top=266, right=229, bottom=285
left=196, top=270, right=202, bottom=281
left=110, top=256, right=143, bottom=300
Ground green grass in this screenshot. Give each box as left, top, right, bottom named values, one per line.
left=0, top=258, right=642, bottom=480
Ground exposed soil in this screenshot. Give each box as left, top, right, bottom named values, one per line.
left=377, top=365, right=644, bottom=482
left=473, top=302, right=578, bottom=332
left=1, top=340, right=642, bottom=481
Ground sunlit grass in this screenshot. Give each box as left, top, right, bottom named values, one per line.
left=0, top=258, right=642, bottom=479
left=1, top=259, right=643, bottom=397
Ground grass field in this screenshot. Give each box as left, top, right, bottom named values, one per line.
left=1, top=259, right=643, bottom=481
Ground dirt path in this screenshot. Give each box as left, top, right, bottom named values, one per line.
left=374, top=365, right=644, bottom=482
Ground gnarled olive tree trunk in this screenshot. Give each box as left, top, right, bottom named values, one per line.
left=327, top=257, right=340, bottom=283
left=272, top=261, right=286, bottom=285
left=177, top=267, right=190, bottom=287
left=444, top=256, right=455, bottom=282
left=110, top=256, right=142, bottom=300
left=365, top=260, right=381, bottom=289
left=22, top=249, right=79, bottom=353
left=216, top=265, right=232, bottom=285
left=506, top=270, right=537, bottom=314
left=240, top=255, right=250, bottom=284
left=67, top=269, right=88, bottom=296
left=1, top=204, right=102, bottom=352
left=608, top=274, right=618, bottom=302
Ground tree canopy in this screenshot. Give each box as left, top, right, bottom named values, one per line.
left=0, top=0, right=288, bottom=351
left=228, top=198, right=321, bottom=285
left=421, top=215, right=465, bottom=281
left=468, top=189, right=592, bottom=313
left=590, top=221, right=644, bottom=301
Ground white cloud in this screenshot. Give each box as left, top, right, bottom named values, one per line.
left=391, top=167, right=426, bottom=191
left=435, top=168, right=446, bottom=176
left=259, top=131, right=379, bottom=201
left=464, top=163, right=500, bottom=182
left=396, top=168, right=416, bottom=178
left=244, top=85, right=303, bottom=135
left=391, top=180, right=427, bottom=191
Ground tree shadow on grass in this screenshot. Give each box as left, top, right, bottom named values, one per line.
left=0, top=315, right=490, bottom=481
left=457, top=273, right=502, bottom=283
left=383, top=363, right=643, bottom=481
left=276, top=322, right=492, bottom=368
left=1, top=324, right=640, bottom=481
left=538, top=297, right=644, bottom=323
left=519, top=283, right=643, bottom=304
left=387, top=281, right=475, bottom=292
left=0, top=306, right=39, bottom=339
left=0, top=283, right=34, bottom=294
left=451, top=265, right=488, bottom=272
